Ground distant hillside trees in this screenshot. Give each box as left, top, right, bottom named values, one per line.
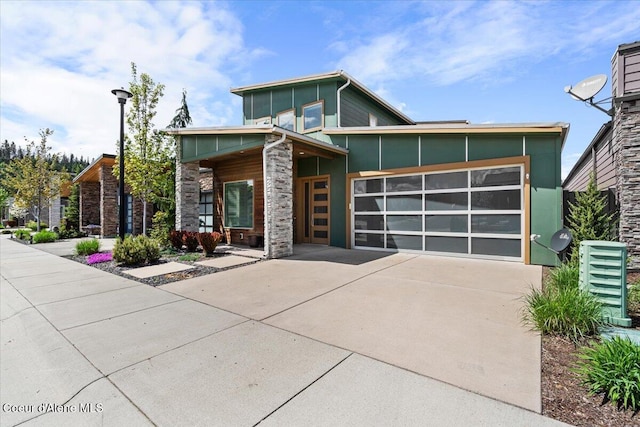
left=0, top=139, right=90, bottom=173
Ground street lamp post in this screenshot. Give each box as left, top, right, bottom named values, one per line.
left=111, top=88, right=132, bottom=241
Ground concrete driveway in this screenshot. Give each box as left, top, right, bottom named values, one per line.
left=162, top=246, right=543, bottom=412
left=1, top=238, right=563, bottom=426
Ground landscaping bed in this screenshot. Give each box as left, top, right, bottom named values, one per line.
left=541, top=271, right=640, bottom=426
left=65, top=250, right=261, bottom=286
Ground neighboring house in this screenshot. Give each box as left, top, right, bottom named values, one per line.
left=563, top=41, right=640, bottom=269
left=167, top=71, right=568, bottom=266
left=73, top=154, right=152, bottom=237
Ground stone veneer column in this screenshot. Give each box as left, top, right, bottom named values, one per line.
left=614, top=98, right=640, bottom=269
left=264, top=137, right=293, bottom=258
left=79, top=182, right=100, bottom=227
left=100, top=164, right=118, bottom=237
left=49, top=196, right=61, bottom=229
left=175, top=154, right=199, bottom=232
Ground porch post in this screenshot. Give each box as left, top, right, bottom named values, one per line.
left=175, top=139, right=199, bottom=231
left=100, top=163, right=118, bottom=237
left=264, top=136, right=293, bottom=258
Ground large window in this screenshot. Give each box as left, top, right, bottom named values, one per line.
left=199, top=191, right=214, bottom=232
left=224, top=180, right=254, bottom=228
left=302, top=101, right=323, bottom=132
left=277, top=109, right=295, bottom=131
left=352, top=165, right=524, bottom=260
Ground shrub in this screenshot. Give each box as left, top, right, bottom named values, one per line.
left=575, top=336, right=640, bottom=411
left=629, top=278, right=640, bottom=313
left=178, top=253, right=201, bottom=262
left=32, top=230, right=58, bottom=243
left=546, top=262, right=581, bottom=292
left=0, top=224, right=4, bottom=229
left=182, top=231, right=199, bottom=252
left=13, top=229, right=32, bottom=240
left=197, top=232, right=223, bottom=256
left=59, top=217, right=86, bottom=239
left=169, top=230, right=184, bottom=251
left=75, top=239, right=101, bottom=256
left=1, top=229, right=12, bottom=235
left=113, top=235, right=160, bottom=266
left=523, top=285, right=603, bottom=342
left=150, top=211, right=172, bottom=248
left=26, top=220, right=48, bottom=231
left=86, top=252, right=113, bottom=265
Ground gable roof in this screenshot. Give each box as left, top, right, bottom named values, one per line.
left=73, top=154, right=115, bottom=183
left=230, top=70, right=415, bottom=125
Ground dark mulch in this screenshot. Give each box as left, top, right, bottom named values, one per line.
left=65, top=251, right=261, bottom=286
left=541, top=271, right=640, bottom=426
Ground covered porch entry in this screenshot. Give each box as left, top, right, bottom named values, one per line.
left=167, top=125, right=347, bottom=258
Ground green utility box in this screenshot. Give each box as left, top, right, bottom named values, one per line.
left=579, top=241, right=631, bottom=327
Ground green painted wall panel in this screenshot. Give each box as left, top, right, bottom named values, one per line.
left=297, top=157, right=316, bottom=177
left=420, top=135, right=466, bottom=165
left=329, top=135, right=347, bottom=149
left=218, top=135, right=242, bottom=151
left=252, top=91, right=271, bottom=120
left=328, top=156, right=347, bottom=248
left=468, top=135, right=522, bottom=160
left=381, top=135, right=419, bottom=169
left=182, top=136, right=197, bottom=160
left=526, top=135, right=563, bottom=266
left=341, top=87, right=405, bottom=126
left=319, top=82, right=337, bottom=115
left=272, top=89, right=293, bottom=118
left=181, top=135, right=264, bottom=163
left=347, top=135, right=379, bottom=172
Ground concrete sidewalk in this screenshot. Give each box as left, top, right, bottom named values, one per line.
left=1, top=237, right=567, bottom=426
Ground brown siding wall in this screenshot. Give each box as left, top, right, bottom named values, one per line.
left=210, top=153, right=264, bottom=246
left=624, top=51, right=640, bottom=94
left=594, top=138, right=617, bottom=190
left=564, top=158, right=593, bottom=192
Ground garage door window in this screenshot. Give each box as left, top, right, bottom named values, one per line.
left=352, top=165, right=523, bottom=260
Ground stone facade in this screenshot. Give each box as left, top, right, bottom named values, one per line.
left=175, top=154, right=200, bottom=232
left=264, top=138, right=293, bottom=258
left=199, top=169, right=214, bottom=192
left=614, top=97, right=640, bottom=270
left=48, top=196, right=61, bottom=230
left=79, top=182, right=100, bottom=227
left=100, top=163, right=118, bottom=236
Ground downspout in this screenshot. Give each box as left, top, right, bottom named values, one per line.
left=336, top=73, right=351, bottom=128
left=262, top=131, right=287, bottom=259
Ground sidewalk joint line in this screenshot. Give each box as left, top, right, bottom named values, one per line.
left=252, top=353, right=353, bottom=426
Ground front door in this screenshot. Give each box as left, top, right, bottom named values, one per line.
left=298, top=176, right=330, bottom=244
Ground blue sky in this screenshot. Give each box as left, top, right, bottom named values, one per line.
left=1, top=1, right=638, bottom=178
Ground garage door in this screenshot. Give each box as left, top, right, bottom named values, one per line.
left=351, top=165, right=524, bottom=261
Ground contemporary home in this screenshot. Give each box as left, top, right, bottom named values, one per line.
left=563, top=41, right=640, bottom=269
left=167, top=71, right=568, bottom=266
left=73, top=154, right=152, bottom=236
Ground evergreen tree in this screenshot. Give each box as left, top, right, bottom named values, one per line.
left=566, top=174, right=616, bottom=261
left=168, top=89, right=193, bottom=128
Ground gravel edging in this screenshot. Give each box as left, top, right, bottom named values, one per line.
left=64, top=252, right=262, bottom=286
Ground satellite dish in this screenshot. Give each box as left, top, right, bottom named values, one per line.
left=550, top=228, right=572, bottom=253
left=565, top=74, right=607, bottom=101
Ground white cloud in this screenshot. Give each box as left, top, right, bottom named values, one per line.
left=333, top=1, right=640, bottom=88
left=0, top=1, right=261, bottom=160
left=561, top=152, right=584, bottom=180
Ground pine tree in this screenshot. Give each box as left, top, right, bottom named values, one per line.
left=566, top=174, right=615, bottom=261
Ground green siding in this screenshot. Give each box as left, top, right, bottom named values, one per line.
left=381, top=135, right=419, bottom=169
left=272, top=89, right=293, bottom=118
left=319, top=82, right=338, bottom=127
left=297, top=157, right=317, bottom=178
left=526, top=135, right=563, bottom=266
left=341, top=87, right=406, bottom=127
left=180, top=134, right=264, bottom=163
left=468, top=135, right=522, bottom=160
left=421, top=135, right=466, bottom=165
left=347, top=135, right=379, bottom=171
left=252, top=91, right=271, bottom=120
left=242, top=96, right=252, bottom=124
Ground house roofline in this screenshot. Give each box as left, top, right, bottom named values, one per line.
left=561, top=121, right=612, bottom=187
left=229, top=70, right=415, bottom=125
left=73, top=153, right=116, bottom=183
left=164, top=125, right=348, bottom=156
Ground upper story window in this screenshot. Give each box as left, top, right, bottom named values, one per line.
left=277, top=109, right=295, bottom=131
left=303, top=101, right=323, bottom=132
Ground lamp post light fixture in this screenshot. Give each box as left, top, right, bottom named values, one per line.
left=111, top=87, right=133, bottom=241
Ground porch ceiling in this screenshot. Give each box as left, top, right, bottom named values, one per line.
left=73, top=154, right=115, bottom=183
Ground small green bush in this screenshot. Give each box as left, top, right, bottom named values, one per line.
left=523, top=262, right=604, bottom=342
left=26, top=220, right=48, bottom=231
left=1, top=229, right=12, bottom=235
left=150, top=211, right=172, bottom=248
left=576, top=336, right=640, bottom=411
left=629, top=279, right=640, bottom=313
left=75, top=239, right=101, bottom=256
left=0, top=224, right=4, bottom=229
left=113, top=235, right=160, bottom=266
left=178, top=253, right=201, bottom=262
left=32, top=230, right=58, bottom=243
left=13, top=229, right=32, bottom=240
